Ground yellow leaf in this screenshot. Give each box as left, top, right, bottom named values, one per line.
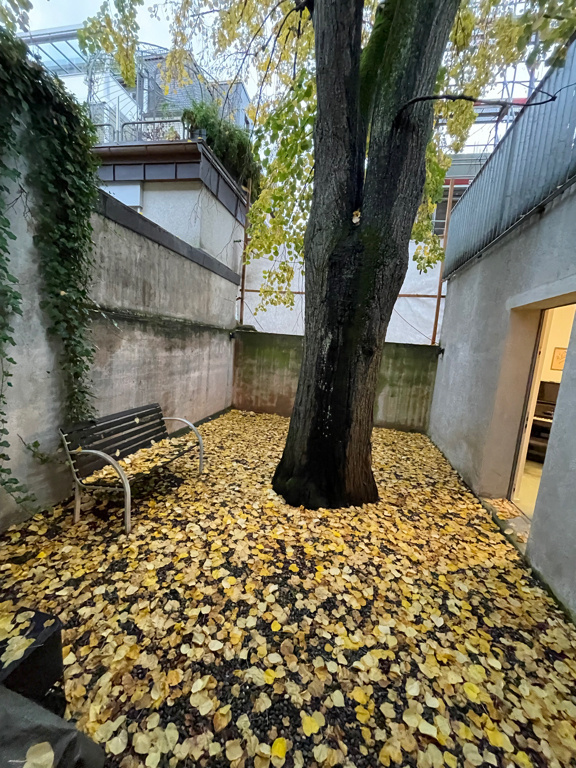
left=444, top=752, right=457, bottom=768
left=466, top=664, right=486, bottom=684
left=350, top=686, right=369, bottom=705
left=313, top=744, right=330, bottom=763
left=418, top=719, right=438, bottom=739
left=485, top=728, right=513, bottom=752
left=406, top=678, right=420, bottom=697
left=226, top=740, right=244, bottom=761
left=23, top=742, right=55, bottom=768
left=462, top=743, right=483, bottom=766
left=403, top=710, right=421, bottom=728
left=272, top=738, right=287, bottom=759
left=264, top=668, right=276, bottom=684
left=380, top=702, right=396, bottom=718
left=356, top=705, right=370, bottom=724
left=167, top=668, right=183, bottom=686
left=515, top=751, right=533, bottom=768
left=312, top=711, right=326, bottom=728
left=214, top=705, right=232, bottom=732
left=425, top=692, right=440, bottom=708
left=230, top=628, right=243, bottom=645
left=107, top=730, right=128, bottom=756
left=301, top=713, right=320, bottom=736
left=331, top=690, right=345, bottom=707
left=463, top=682, right=480, bottom=702
left=133, top=732, right=152, bottom=754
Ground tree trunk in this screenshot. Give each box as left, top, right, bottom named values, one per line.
left=273, top=0, right=460, bottom=508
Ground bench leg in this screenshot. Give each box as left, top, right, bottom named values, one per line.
left=74, top=483, right=82, bottom=524
left=122, top=479, right=132, bottom=534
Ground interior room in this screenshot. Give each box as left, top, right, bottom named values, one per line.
left=513, top=304, right=576, bottom=517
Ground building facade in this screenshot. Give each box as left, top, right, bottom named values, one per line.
left=429, top=40, right=576, bottom=616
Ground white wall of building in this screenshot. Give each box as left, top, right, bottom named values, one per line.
left=241, top=242, right=443, bottom=345
left=100, top=180, right=244, bottom=274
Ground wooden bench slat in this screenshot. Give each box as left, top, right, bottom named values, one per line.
left=64, top=405, right=164, bottom=446
left=75, top=426, right=171, bottom=477
left=63, top=403, right=163, bottom=435
left=68, top=418, right=168, bottom=456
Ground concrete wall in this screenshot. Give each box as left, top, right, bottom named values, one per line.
left=0, top=190, right=239, bottom=530
left=233, top=331, right=440, bottom=431
left=102, top=181, right=245, bottom=274
left=429, top=184, right=576, bottom=615
left=430, top=185, right=576, bottom=498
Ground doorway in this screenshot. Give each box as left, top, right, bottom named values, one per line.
left=512, top=304, right=576, bottom=517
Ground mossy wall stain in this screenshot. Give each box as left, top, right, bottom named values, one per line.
left=233, top=331, right=440, bottom=431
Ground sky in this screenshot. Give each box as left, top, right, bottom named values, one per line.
left=28, top=0, right=173, bottom=49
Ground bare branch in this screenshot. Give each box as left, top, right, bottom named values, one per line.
left=397, top=81, right=576, bottom=118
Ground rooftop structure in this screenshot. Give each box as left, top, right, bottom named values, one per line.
left=19, top=25, right=250, bottom=145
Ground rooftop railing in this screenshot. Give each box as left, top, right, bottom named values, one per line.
left=444, top=40, right=576, bottom=277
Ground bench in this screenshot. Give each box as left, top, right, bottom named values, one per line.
left=60, top=403, right=203, bottom=533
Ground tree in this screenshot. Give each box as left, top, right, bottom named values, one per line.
left=3, top=0, right=575, bottom=507
left=273, top=0, right=461, bottom=507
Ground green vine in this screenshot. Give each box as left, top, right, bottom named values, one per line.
left=0, top=29, right=99, bottom=509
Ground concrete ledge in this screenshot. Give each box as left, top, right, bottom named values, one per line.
left=91, top=305, right=235, bottom=336
left=96, top=190, right=241, bottom=286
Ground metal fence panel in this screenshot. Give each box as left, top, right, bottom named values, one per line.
left=445, top=42, right=576, bottom=277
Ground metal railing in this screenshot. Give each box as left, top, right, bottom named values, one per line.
left=93, top=119, right=196, bottom=145
left=445, top=40, right=576, bottom=277
left=121, top=119, right=186, bottom=142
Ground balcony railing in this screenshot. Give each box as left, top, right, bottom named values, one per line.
left=445, top=40, right=576, bottom=277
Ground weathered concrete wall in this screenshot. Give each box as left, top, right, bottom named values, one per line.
left=430, top=185, right=576, bottom=497
left=0, top=176, right=69, bottom=529
left=0, top=190, right=239, bottom=530
left=232, top=331, right=440, bottom=431
left=91, top=214, right=238, bottom=329
left=429, top=184, right=576, bottom=615
left=374, top=343, right=441, bottom=430
left=92, top=312, right=233, bottom=424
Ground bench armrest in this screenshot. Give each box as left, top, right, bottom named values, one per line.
left=68, top=448, right=131, bottom=490
left=64, top=447, right=133, bottom=533
left=164, top=417, right=204, bottom=473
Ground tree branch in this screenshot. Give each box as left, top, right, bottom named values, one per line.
left=396, top=81, right=576, bottom=118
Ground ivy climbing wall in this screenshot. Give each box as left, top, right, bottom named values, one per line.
left=0, top=186, right=240, bottom=530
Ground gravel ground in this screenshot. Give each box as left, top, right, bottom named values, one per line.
left=1, top=410, right=576, bottom=768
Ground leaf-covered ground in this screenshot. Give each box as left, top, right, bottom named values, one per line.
left=1, top=410, right=576, bottom=768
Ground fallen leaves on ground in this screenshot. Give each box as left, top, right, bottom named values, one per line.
left=486, top=498, right=525, bottom=521
left=1, top=410, right=576, bottom=768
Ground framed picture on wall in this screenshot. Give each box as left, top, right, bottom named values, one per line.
left=552, top=347, right=567, bottom=371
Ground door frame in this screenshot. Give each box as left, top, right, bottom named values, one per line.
left=508, top=309, right=551, bottom=502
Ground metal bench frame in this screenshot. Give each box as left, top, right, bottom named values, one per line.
left=60, top=408, right=203, bottom=534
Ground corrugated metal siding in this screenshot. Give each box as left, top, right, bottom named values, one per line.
left=445, top=40, right=576, bottom=277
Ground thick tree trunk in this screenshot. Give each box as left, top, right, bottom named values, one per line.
left=273, top=0, right=460, bottom=508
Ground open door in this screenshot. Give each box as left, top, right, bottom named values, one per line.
left=511, top=304, right=575, bottom=517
